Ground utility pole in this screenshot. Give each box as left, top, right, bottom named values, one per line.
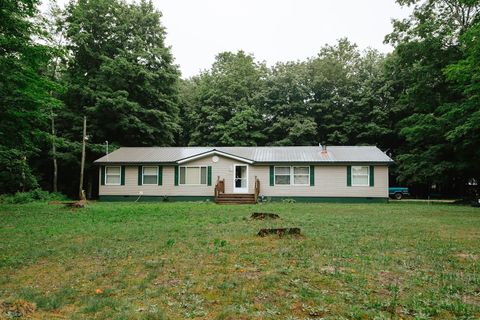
left=79, top=116, right=87, bottom=200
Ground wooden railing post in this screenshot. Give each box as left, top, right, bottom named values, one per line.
left=254, top=176, right=260, bottom=202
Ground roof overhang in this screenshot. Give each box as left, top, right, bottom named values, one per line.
left=176, top=149, right=254, bottom=164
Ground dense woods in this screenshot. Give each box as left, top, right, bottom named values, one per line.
left=1, top=0, right=479, bottom=198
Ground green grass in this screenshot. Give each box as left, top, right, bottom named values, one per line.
left=0, top=201, right=479, bottom=319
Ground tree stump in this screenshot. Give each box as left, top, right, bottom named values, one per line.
left=257, top=228, right=301, bottom=237
left=251, top=212, right=280, bottom=220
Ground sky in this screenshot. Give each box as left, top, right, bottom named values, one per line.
left=43, top=0, right=412, bottom=78
left=154, top=0, right=412, bottom=78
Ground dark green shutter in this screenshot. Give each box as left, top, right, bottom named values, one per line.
left=158, top=166, right=163, bottom=185
left=101, top=166, right=105, bottom=185
left=138, top=166, right=142, bottom=185
left=310, top=165, right=315, bottom=186
left=369, top=165, right=374, bottom=187
left=269, top=166, right=274, bottom=186
left=174, top=166, right=179, bottom=186
left=347, top=165, right=352, bottom=187
left=121, top=166, right=125, bottom=185
left=207, top=166, right=212, bottom=186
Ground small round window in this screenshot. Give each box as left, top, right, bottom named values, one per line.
left=212, top=156, right=219, bottom=163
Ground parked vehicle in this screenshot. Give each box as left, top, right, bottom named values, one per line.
left=389, top=187, right=409, bottom=200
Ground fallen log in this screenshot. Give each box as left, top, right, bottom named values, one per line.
left=48, top=200, right=86, bottom=208
left=251, top=212, right=280, bottom=220
left=258, top=228, right=301, bottom=237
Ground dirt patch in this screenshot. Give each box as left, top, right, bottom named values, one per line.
left=319, top=266, right=346, bottom=275
left=378, top=270, right=402, bottom=286
left=250, top=212, right=280, bottom=220
left=455, top=253, right=478, bottom=261
left=463, top=295, right=480, bottom=306
left=258, top=228, right=301, bottom=237
left=0, top=300, right=36, bottom=319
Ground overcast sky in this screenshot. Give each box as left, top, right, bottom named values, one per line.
left=45, top=0, right=412, bottom=78
left=157, top=0, right=412, bottom=78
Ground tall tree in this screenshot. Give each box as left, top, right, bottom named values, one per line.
left=260, top=61, right=317, bottom=146
left=307, top=39, right=391, bottom=146
left=62, top=0, right=180, bottom=147
left=46, top=0, right=181, bottom=195
left=0, top=0, right=61, bottom=193
left=385, top=0, right=480, bottom=193
left=188, top=51, right=266, bottom=146
left=443, top=22, right=480, bottom=189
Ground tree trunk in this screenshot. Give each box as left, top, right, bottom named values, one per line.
left=51, top=107, right=58, bottom=192
left=79, top=116, right=87, bottom=200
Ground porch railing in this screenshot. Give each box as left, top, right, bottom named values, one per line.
left=214, top=177, right=225, bottom=199
left=254, top=176, right=260, bottom=202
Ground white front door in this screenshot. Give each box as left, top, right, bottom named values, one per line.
left=233, top=164, right=249, bottom=193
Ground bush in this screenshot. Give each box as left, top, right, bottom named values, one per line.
left=0, top=148, right=38, bottom=194
left=0, top=189, right=68, bottom=204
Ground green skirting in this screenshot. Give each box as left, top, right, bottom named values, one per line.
left=99, top=195, right=214, bottom=202
left=264, top=196, right=389, bottom=203
left=99, top=195, right=388, bottom=203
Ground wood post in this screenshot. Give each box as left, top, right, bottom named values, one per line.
left=79, top=116, right=86, bottom=200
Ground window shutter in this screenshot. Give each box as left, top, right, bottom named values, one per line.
left=158, top=166, right=163, bottom=185
left=174, top=166, right=179, bottom=186
left=207, top=166, right=212, bottom=186
left=369, top=165, right=374, bottom=187
left=269, top=166, right=274, bottom=186
left=100, top=166, right=105, bottom=185
left=138, top=166, right=143, bottom=185
left=310, top=165, right=315, bottom=186
left=121, top=166, right=125, bottom=185
left=347, top=165, right=352, bottom=187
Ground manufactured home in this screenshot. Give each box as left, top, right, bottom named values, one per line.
left=94, top=145, right=393, bottom=203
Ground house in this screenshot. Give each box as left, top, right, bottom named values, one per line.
left=93, top=145, right=393, bottom=203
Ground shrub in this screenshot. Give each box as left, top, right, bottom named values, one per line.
left=0, top=189, right=68, bottom=204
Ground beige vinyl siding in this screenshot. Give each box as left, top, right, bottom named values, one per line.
left=254, top=165, right=388, bottom=198
left=99, top=156, right=245, bottom=196
left=99, top=155, right=389, bottom=198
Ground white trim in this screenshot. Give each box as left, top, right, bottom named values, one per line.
left=233, top=164, right=249, bottom=193
left=179, top=166, right=207, bottom=185
left=177, top=150, right=254, bottom=164
left=351, top=165, right=370, bottom=187
left=105, top=166, right=121, bottom=186
left=293, top=166, right=310, bottom=186
left=274, top=166, right=291, bottom=186
left=274, top=166, right=310, bottom=186
left=142, top=166, right=158, bottom=185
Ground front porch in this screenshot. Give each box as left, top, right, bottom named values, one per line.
left=214, top=176, right=260, bottom=204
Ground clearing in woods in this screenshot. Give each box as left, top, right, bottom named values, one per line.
left=0, top=202, right=479, bottom=319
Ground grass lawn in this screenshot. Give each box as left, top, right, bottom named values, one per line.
left=0, top=202, right=479, bottom=319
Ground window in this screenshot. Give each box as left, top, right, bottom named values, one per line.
left=142, top=166, right=158, bottom=185
left=352, top=166, right=369, bottom=186
left=293, top=167, right=310, bottom=185
left=275, top=166, right=310, bottom=185
left=275, top=167, right=291, bottom=185
left=180, top=166, right=207, bottom=185
left=105, top=166, right=121, bottom=185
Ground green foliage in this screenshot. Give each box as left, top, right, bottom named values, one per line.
left=62, top=0, right=180, bottom=147
left=0, top=188, right=67, bottom=204
left=0, top=148, right=38, bottom=194
left=385, top=0, right=480, bottom=192
left=0, top=0, right=62, bottom=194
left=188, top=51, right=266, bottom=146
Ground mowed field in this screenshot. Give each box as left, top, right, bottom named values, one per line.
left=0, top=202, right=479, bottom=319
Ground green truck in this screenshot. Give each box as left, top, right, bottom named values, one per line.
left=389, top=187, right=409, bottom=200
